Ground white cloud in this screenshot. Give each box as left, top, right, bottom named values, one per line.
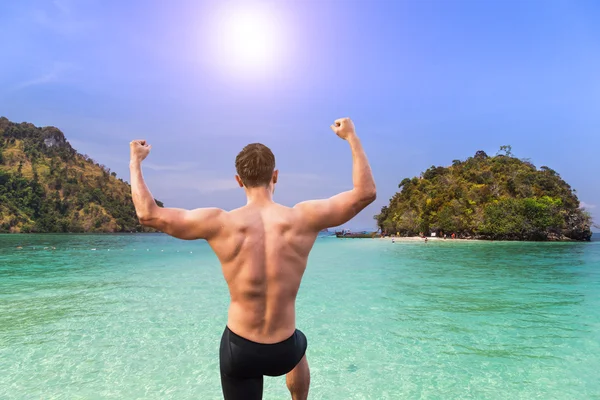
left=13, top=62, right=76, bottom=90
left=278, top=172, right=324, bottom=182
left=31, top=1, right=93, bottom=36
left=580, top=202, right=596, bottom=209
left=148, top=171, right=332, bottom=199
left=67, top=139, right=124, bottom=166
left=146, top=172, right=239, bottom=195
left=52, top=0, right=71, bottom=15
left=144, top=162, right=198, bottom=172
left=192, top=179, right=240, bottom=194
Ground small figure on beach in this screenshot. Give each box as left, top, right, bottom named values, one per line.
left=130, top=117, right=376, bottom=399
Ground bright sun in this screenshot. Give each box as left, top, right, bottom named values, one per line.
left=208, top=3, right=285, bottom=76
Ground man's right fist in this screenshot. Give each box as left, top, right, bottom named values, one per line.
left=130, top=139, right=151, bottom=163
left=330, top=117, right=356, bottom=140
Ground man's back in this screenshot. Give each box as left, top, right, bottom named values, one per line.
left=209, top=202, right=318, bottom=344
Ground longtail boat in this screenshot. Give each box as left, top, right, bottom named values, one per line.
left=335, top=230, right=378, bottom=238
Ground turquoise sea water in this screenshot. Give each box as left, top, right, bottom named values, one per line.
left=1, top=233, right=599, bottom=399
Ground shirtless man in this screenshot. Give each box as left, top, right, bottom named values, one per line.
left=130, top=117, right=376, bottom=400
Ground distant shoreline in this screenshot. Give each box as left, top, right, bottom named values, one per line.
left=378, top=235, right=594, bottom=243
left=380, top=236, right=483, bottom=242
left=0, top=231, right=159, bottom=235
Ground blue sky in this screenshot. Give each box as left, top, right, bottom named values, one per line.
left=1, top=0, right=599, bottom=230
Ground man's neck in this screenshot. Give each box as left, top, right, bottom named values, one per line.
left=245, top=186, right=274, bottom=205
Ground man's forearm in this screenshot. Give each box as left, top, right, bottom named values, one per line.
left=130, top=161, right=158, bottom=221
left=348, top=135, right=376, bottom=199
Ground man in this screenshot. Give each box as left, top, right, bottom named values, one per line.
left=130, top=117, right=376, bottom=400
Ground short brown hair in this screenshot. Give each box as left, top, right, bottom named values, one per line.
left=235, top=143, right=276, bottom=187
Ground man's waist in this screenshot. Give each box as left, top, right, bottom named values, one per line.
left=227, top=303, right=296, bottom=344
left=224, top=325, right=298, bottom=347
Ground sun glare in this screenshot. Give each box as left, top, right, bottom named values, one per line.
left=208, top=3, right=286, bottom=77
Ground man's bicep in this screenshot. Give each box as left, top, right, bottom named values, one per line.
left=296, top=191, right=359, bottom=231
left=150, top=207, right=224, bottom=240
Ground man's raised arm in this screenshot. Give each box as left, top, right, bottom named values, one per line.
left=294, top=118, right=376, bottom=231
left=129, top=140, right=224, bottom=240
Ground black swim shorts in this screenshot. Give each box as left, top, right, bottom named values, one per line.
left=219, top=326, right=308, bottom=400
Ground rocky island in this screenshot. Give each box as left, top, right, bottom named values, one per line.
left=375, top=147, right=592, bottom=241
left=0, top=117, right=162, bottom=233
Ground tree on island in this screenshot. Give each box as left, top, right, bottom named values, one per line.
left=375, top=147, right=592, bottom=241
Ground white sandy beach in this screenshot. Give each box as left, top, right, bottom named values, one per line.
left=379, top=236, right=483, bottom=242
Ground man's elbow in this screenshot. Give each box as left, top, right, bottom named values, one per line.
left=135, top=204, right=161, bottom=227
left=138, top=216, right=150, bottom=226
left=137, top=212, right=154, bottom=227
left=352, top=187, right=376, bottom=208
left=361, top=187, right=377, bottom=204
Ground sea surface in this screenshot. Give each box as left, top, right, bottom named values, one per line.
left=1, top=233, right=599, bottom=399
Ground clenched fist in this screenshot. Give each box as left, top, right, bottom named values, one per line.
left=130, top=140, right=151, bottom=163
left=330, top=117, right=356, bottom=140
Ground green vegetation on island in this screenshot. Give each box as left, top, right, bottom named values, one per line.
left=375, top=147, right=592, bottom=241
left=0, top=117, right=162, bottom=233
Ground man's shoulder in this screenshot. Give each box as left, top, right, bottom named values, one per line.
left=274, top=202, right=295, bottom=211
left=290, top=199, right=324, bottom=216
left=277, top=202, right=323, bottom=233
left=274, top=202, right=307, bottom=219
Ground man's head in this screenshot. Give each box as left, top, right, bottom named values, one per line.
left=235, top=143, right=278, bottom=190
